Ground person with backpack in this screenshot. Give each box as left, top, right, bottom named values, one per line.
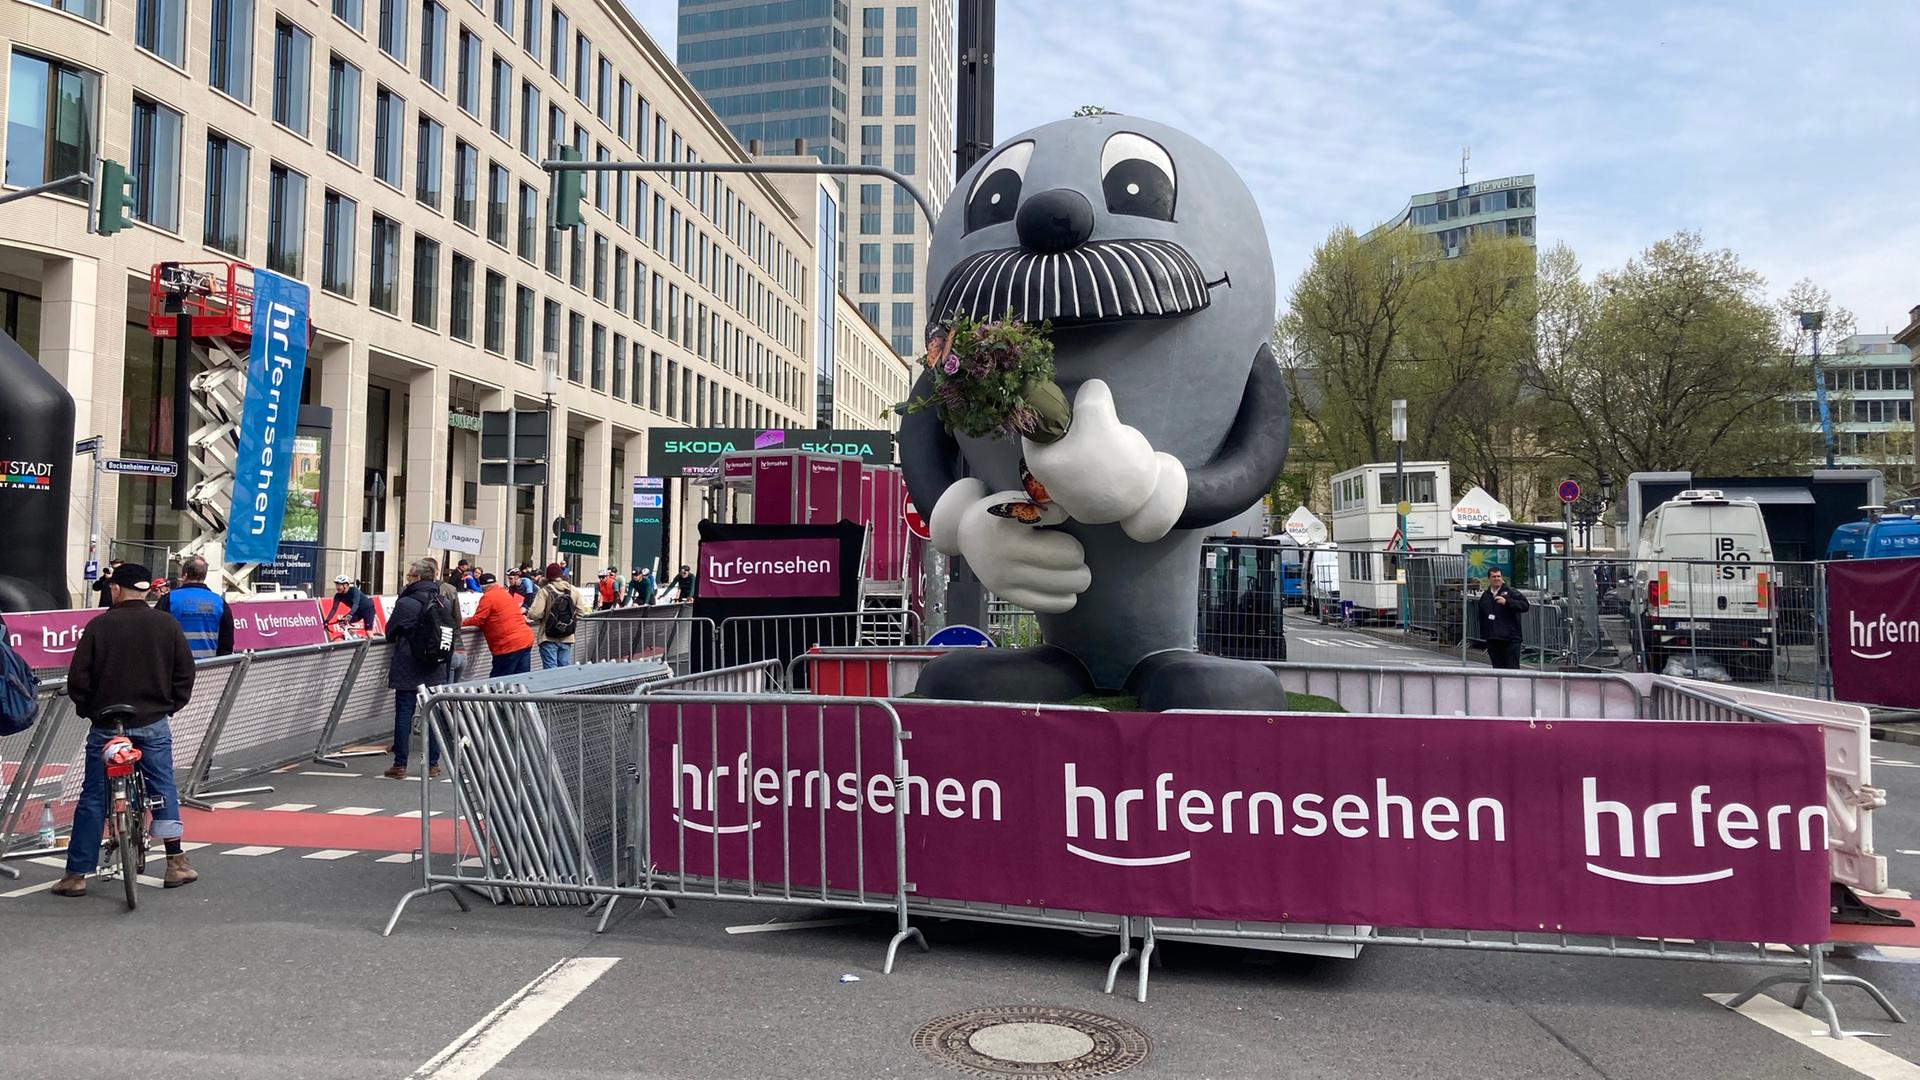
left=0, top=614, right=41, bottom=739
left=462, top=572, right=535, bottom=676
left=383, top=559, right=456, bottom=780
left=153, top=555, right=233, bottom=659
left=529, top=562, right=578, bottom=669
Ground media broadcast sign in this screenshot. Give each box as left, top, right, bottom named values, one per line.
left=699, top=538, right=842, bottom=599
left=1827, top=560, right=1920, bottom=709
left=647, top=427, right=895, bottom=478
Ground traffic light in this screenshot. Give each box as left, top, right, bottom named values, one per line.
left=95, top=159, right=135, bottom=236
left=551, top=146, right=584, bottom=230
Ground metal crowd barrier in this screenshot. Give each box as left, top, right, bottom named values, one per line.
left=1265, top=661, right=1648, bottom=719
left=787, top=646, right=952, bottom=697
left=381, top=690, right=929, bottom=975
left=639, top=660, right=785, bottom=695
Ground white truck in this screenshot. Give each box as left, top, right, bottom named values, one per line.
left=1629, top=490, right=1776, bottom=677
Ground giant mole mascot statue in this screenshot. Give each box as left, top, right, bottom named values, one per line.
left=900, top=114, right=1292, bottom=710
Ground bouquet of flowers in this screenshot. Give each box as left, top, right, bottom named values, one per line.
left=899, top=313, right=1074, bottom=525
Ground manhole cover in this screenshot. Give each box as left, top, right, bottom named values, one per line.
left=912, top=1005, right=1150, bottom=1077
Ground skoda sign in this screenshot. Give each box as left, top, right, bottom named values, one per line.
left=647, top=427, right=895, bottom=478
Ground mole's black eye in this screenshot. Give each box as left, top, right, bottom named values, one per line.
left=1100, top=132, right=1175, bottom=221
left=966, top=140, right=1034, bottom=233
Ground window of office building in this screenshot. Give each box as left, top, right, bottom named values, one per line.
left=590, top=323, right=606, bottom=390
left=544, top=214, right=563, bottom=276
left=136, top=0, right=188, bottom=64
left=415, top=116, right=444, bottom=208
left=210, top=0, right=254, bottom=101
left=892, top=186, right=915, bottom=234
left=370, top=214, right=400, bottom=313
left=857, top=243, right=880, bottom=293
left=374, top=87, right=405, bottom=187
left=130, top=97, right=182, bottom=232
left=453, top=139, right=477, bottom=226
left=272, top=20, right=312, bottom=136
left=617, top=77, right=632, bottom=142
left=514, top=285, right=535, bottom=364
left=376, top=0, right=407, bottom=58
left=895, top=5, right=916, bottom=55
left=859, top=124, right=881, bottom=167
left=894, top=66, right=915, bottom=116
left=479, top=164, right=507, bottom=248
left=522, top=0, right=542, bottom=56
left=861, top=6, right=883, bottom=55
left=569, top=227, right=585, bottom=289
left=491, top=56, right=513, bottom=138
left=411, top=234, right=440, bottom=327
left=857, top=183, right=881, bottom=233
left=492, top=0, right=511, bottom=31
left=5, top=53, right=97, bottom=190
left=266, top=163, right=307, bottom=277
left=890, top=123, right=913, bottom=174
left=203, top=133, right=249, bottom=255
left=596, top=57, right=611, bottom=123
left=519, top=81, right=540, bottom=156
left=517, top=182, right=538, bottom=259
left=573, top=32, right=590, bottom=100
left=567, top=311, right=584, bottom=381
left=549, top=8, right=568, bottom=79
left=484, top=271, right=507, bottom=352
left=420, top=0, right=447, bottom=90
left=326, top=55, right=361, bottom=163
left=860, top=65, right=882, bottom=116
left=457, top=29, right=482, bottom=114
left=594, top=143, right=609, bottom=210
left=332, top=0, right=362, bottom=30
left=321, top=189, right=356, bottom=295
left=541, top=298, right=560, bottom=360
left=450, top=254, right=475, bottom=340
left=593, top=235, right=610, bottom=301
left=891, top=242, right=913, bottom=293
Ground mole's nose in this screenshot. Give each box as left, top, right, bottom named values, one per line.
left=1015, top=188, right=1094, bottom=253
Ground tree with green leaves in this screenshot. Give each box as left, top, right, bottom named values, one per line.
left=1527, top=231, right=1814, bottom=479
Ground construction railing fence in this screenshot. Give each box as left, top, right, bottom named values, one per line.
left=1292, top=545, right=1841, bottom=697
left=0, top=608, right=920, bottom=867
left=373, top=673, right=1901, bottom=1037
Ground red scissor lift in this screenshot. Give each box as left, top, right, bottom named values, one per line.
left=146, top=261, right=255, bottom=341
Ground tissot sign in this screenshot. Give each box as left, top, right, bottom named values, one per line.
left=1828, top=560, right=1920, bottom=708
left=651, top=705, right=1829, bottom=943
left=647, top=427, right=895, bottom=478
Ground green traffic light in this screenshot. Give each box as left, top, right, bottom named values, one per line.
left=96, top=159, right=136, bottom=236
left=552, top=146, right=584, bottom=230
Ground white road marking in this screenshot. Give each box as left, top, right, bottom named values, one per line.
left=180, top=842, right=211, bottom=851
left=297, top=770, right=363, bottom=778
left=2, top=878, right=60, bottom=898
left=211, top=800, right=252, bottom=809
left=459, top=857, right=487, bottom=868
left=395, top=810, right=443, bottom=818
left=264, top=803, right=316, bottom=812
left=408, top=957, right=620, bottom=1080
left=327, top=806, right=383, bottom=816
left=1872, top=759, right=1920, bottom=770
left=220, top=845, right=283, bottom=857
left=377, top=853, right=417, bottom=864
left=725, top=916, right=865, bottom=935
left=1707, top=993, right=1919, bottom=1076
left=302, top=849, right=359, bottom=860
left=28, top=856, right=66, bottom=869
left=1871, top=945, right=1920, bottom=964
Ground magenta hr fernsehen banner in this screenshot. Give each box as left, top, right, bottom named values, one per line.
left=652, top=704, right=1832, bottom=944
left=1828, top=560, right=1920, bottom=709
left=4, top=598, right=334, bottom=667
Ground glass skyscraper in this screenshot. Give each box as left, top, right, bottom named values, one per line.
left=679, top=0, right=953, bottom=358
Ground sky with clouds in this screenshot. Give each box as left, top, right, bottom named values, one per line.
left=626, top=0, right=1920, bottom=332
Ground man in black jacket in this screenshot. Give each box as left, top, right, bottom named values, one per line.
left=385, top=558, right=453, bottom=779
left=53, top=563, right=199, bottom=896
left=1476, top=567, right=1531, bottom=670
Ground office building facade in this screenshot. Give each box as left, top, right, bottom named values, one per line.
left=678, top=0, right=952, bottom=357
left=1786, top=334, right=1915, bottom=493
left=1375, top=173, right=1537, bottom=257
left=4, top=0, right=822, bottom=598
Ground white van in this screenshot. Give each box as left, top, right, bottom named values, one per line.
left=1630, top=490, right=1775, bottom=675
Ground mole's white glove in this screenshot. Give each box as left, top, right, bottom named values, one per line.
left=928, top=478, right=1092, bottom=614
left=1022, top=379, right=1187, bottom=542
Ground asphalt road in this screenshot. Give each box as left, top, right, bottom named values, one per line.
left=6, top=723, right=1920, bottom=1079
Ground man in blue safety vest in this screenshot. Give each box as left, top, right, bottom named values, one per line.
left=155, top=556, right=234, bottom=659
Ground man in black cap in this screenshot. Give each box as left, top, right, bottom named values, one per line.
left=53, top=563, right=199, bottom=896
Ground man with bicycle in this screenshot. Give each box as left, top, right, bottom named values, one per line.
left=53, top=563, right=199, bottom=897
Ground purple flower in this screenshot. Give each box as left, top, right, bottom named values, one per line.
left=943, top=355, right=961, bottom=375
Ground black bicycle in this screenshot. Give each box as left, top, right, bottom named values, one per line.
left=93, top=705, right=149, bottom=910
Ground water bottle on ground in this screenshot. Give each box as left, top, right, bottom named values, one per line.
left=37, top=805, right=55, bottom=849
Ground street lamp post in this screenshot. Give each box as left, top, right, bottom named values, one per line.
left=541, top=350, right=558, bottom=566
left=1802, top=311, right=1835, bottom=469
left=1392, top=399, right=1408, bottom=631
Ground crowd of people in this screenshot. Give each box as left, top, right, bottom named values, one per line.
left=10, top=551, right=703, bottom=898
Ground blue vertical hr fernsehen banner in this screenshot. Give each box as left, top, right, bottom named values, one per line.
left=225, top=270, right=312, bottom=565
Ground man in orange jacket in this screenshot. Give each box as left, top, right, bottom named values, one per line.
left=461, top=573, right=535, bottom=676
